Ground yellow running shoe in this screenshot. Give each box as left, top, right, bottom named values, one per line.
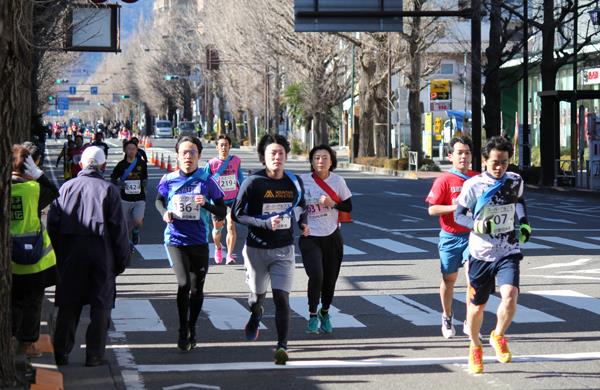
left=468, top=344, right=484, bottom=374
left=489, top=330, right=512, bottom=363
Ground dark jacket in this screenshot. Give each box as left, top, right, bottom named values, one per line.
left=47, top=168, right=130, bottom=308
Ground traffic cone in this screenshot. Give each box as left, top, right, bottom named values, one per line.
left=150, top=152, right=155, bottom=166
left=167, top=156, right=173, bottom=172
left=146, top=137, right=152, bottom=148
left=160, top=153, right=165, bottom=170
left=139, top=136, right=146, bottom=149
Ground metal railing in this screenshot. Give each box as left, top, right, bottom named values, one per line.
left=554, top=159, right=577, bottom=187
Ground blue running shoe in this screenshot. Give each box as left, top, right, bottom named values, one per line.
left=318, top=309, right=332, bottom=334
left=244, top=308, right=262, bottom=341
left=306, top=316, right=319, bottom=334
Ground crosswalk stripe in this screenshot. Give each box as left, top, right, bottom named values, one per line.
left=344, top=245, right=366, bottom=255
left=113, top=299, right=166, bottom=332
left=521, top=241, right=552, bottom=249
left=528, top=290, right=600, bottom=315
left=417, top=237, right=439, bottom=245
left=288, top=297, right=366, bottom=328
left=533, top=236, right=600, bottom=250
left=202, top=298, right=267, bottom=330
left=384, top=191, right=411, bottom=197
left=362, top=295, right=460, bottom=326
left=134, top=244, right=226, bottom=260
left=454, top=295, right=564, bottom=323
left=587, top=237, right=600, bottom=242
left=362, top=239, right=427, bottom=254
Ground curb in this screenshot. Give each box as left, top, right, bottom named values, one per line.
left=338, top=162, right=420, bottom=179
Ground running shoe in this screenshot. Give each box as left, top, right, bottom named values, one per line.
left=274, top=347, right=289, bottom=365
left=463, top=320, right=483, bottom=342
left=468, top=344, right=484, bottom=374
left=131, top=228, right=140, bottom=245
left=489, top=330, right=512, bottom=363
left=306, top=316, right=319, bottom=334
left=214, top=248, right=223, bottom=264
left=226, top=254, right=237, bottom=265
left=177, top=329, right=191, bottom=352
left=318, top=309, right=332, bottom=334
left=244, top=308, right=262, bottom=341
left=188, top=325, right=197, bottom=349
left=441, top=315, right=456, bottom=339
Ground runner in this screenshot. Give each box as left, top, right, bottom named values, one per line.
left=299, top=144, right=352, bottom=335
left=110, top=140, right=148, bottom=249
left=454, top=136, right=531, bottom=374
left=425, top=136, right=478, bottom=338
left=55, top=135, right=74, bottom=180
left=232, top=134, right=310, bottom=365
left=69, top=135, right=86, bottom=179
left=204, top=135, right=244, bottom=265
left=155, top=136, right=226, bottom=351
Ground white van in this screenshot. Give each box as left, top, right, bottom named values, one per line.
left=154, top=120, right=173, bottom=138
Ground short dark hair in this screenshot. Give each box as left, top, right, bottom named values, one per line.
left=216, top=134, right=232, bottom=145
left=175, top=135, right=203, bottom=153
left=448, top=136, right=473, bottom=154
left=482, top=136, right=513, bottom=159
left=123, top=140, right=138, bottom=152
left=309, top=144, right=337, bottom=172
left=257, top=134, right=290, bottom=164
left=130, top=136, right=139, bottom=145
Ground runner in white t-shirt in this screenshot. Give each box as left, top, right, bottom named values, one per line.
left=299, top=144, right=352, bottom=335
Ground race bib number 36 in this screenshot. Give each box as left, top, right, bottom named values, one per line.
left=124, top=180, right=141, bottom=195
left=262, top=202, right=292, bottom=230
left=172, top=195, right=200, bottom=220
left=219, top=175, right=236, bottom=191
left=484, top=204, right=516, bottom=234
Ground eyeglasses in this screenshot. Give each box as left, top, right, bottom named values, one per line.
left=180, top=150, right=198, bottom=157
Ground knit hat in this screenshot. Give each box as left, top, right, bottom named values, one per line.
left=80, top=146, right=106, bottom=167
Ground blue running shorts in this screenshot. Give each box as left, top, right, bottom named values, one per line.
left=467, top=254, right=522, bottom=305
left=438, top=231, right=469, bottom=275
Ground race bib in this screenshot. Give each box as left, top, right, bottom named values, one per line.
left=124, top=180, right=141, bottom=195
left=484, top=204, right=515, bottom=234
left=306, top=199, right=328, bottom=219
left=262, top=202, right=292, bottom=230
left=219, top=175, right=237, bottom=191
left=172, top=194, right=200, bottom=220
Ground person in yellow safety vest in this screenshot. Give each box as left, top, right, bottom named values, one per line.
left=10, top=144, right=59, bottom=358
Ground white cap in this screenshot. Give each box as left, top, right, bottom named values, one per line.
left=80, top=146, right=106, bottom=168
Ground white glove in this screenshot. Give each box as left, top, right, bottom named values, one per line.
left=24, top=155, right=43, bottom=179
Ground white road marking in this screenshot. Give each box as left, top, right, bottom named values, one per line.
left=163, top=384, right=221, bottom=390
left=417, top=237, right=439, bottom=245
left=530, top=258, right=592, bottom=270
left=529, top=215, right=576, bottom=224
left=288, top=297, right=366, bottom=328
left=362, top=295, right=460, bottom=326
left=521, top=274, right=600, bottom=281
left=409, top=205, right=428, bottom=210
left=202, top=298, right=266, bottom=330
left=533, top=236, right=600, bottom=250
left=384, top=191, right=412, bottom=197
left=520, top=240, right=553, bottom=249
left=110, top=330, right=147, bottom=390
left=136, top=352, right=600, bottom=372
left=454, top=295, right=563, bottom=323
left=528, top=290, right=600, bottom=315
left=362, top=239, right=426, bottom=254
left=344, top=245, right=366, bottom=255
left=112, top=299, right=166, bottom=332
left=135, top=244, right=168, bottom=260
left=353, top=220, right=393, bottom=232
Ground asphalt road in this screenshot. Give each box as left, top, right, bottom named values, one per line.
left=42, top=137, right=600, bottom=390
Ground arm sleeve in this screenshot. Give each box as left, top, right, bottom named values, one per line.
left=155, top=193, right=168, bottom=216
left=454, top=181, right=476, bottom=229
left=297, top=176, right=308, bottom=227
left=334, top=197, right=352, bottom=212
left=454, top=204, right=474, bottom=229
left=516, top=180, right=528, bottom=224
left=37, top=175, right=59, bottom=211
left=231, top=178, right=271, bottom=229
left=203, top=197, right=226, bottom=218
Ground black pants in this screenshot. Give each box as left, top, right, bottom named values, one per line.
left=299, top=229, right=344, bottom=313
left=53, top=305, right=111, bottom=359
left=11, top=287, right=44, bottom=342
left=166, top=244, right=209, bottom=334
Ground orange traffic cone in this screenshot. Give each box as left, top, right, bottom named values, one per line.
left=167, top=156, right=173, bottom=172
left=146, top=137, right=152, bottom=148
left=150, top=152, right=155, bottom=166
left=160, top=153, right=165, bottom=170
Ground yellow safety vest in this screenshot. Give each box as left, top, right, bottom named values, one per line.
left=10, top=181, right=56, bottom=275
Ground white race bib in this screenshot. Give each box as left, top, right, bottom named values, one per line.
left=171, top=194, right=200, bottom=220
left=483, top=204, right=515, bottom=234
left=219, top=175, right=236, bottom=191
left=262, top=202, right=292, bottom=230
left=124, top=180, right=141, bottom=195
left=306, top=199, right=328, bottom=219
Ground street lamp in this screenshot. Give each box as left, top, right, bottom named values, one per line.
left=589, top=7, right=600, bottom=27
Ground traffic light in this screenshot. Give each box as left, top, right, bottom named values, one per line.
left=206, top=48, right=220, bottom=71
left=48, top=95, right=55, bottom=103
left=164, top=75, right=180, bottom=81
left=121, top=95, right=130, bottom=99
left=55, top=78, right=69, bottom=84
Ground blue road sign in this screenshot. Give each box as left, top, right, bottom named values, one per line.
left=91, top=86, right=98, bottom=95
left=57, top=97, right=69, bottom=110
left=69, top=86, right=77, bottom=94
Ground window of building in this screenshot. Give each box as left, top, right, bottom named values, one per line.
left=440, top=63, right=454, bottom=75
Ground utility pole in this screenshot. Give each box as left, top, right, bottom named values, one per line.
left=522, top=0, right=530, bottom=168
left=350, top=42, right=356, bottom=163
left=387, top=36, right=392, bottom=158
left=471, top=0, right=482, bottom=171
left=571, top=0, right=578, bottom=162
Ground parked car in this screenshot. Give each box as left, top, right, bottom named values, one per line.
left=154, top=120, right=173, bottom=138
left=175, top=121, right=200, bottom=138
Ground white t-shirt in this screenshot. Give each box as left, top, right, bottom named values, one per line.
left=300, top=172, right=352, bottom=237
